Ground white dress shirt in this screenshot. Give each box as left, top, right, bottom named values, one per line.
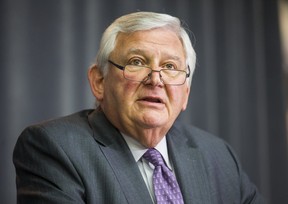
left=122, top=133, right=174, bottom=203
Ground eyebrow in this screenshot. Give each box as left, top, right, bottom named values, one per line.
left=127, top=48, right=146, bottom=55
left=127, top=48, right=182, bottom=62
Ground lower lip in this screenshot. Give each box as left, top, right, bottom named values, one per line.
left=137, top=100, right=165, bottom=108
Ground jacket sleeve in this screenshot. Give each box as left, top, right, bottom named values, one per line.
left=13, top=125, right=86, bottom=204
left=224, top=143, right=266, bottom=204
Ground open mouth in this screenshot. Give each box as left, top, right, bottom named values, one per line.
left=139, top=97, right=163, bottom=103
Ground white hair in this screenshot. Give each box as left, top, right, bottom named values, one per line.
left=95, top=11, right=196, bottom=86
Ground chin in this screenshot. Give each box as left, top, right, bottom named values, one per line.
left=139, top=114, right=168, bottom=128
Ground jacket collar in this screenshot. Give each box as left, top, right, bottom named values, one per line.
left=88, top=109, right=153, bottom=204
left=167, top=122, right=212, bottom=203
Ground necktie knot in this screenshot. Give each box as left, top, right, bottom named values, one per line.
left=143, top=148, right=165, bottom=167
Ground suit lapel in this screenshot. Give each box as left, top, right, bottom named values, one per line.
left=167, top=124, right=212, bottom=204
left=88, top=110, right=153, bottom=204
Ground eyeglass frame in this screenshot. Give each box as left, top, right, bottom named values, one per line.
left=108, top=60, right=190, bottom=85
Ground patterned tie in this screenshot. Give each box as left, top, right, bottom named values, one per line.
left=143, top=148, right=184, bottom=204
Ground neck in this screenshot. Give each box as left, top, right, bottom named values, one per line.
left=121, top=124, right=170, bottom=148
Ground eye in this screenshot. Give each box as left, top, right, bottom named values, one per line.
left=128, top=58, right=145, bottom=66
left=163, top=63, right=177, bottom=70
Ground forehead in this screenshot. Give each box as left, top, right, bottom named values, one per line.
left=111, top=28, right=186, bottom=61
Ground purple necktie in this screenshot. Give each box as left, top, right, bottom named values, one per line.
left=143, top=148, right=184, bottom=204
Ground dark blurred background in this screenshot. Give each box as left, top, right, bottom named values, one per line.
left=1, top=0, right=288, bottom=203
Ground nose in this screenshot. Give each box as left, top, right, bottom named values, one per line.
left=144, top=70, right=163, bottom=86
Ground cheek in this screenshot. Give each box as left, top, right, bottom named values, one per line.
left=105, top=79, right=138, bottom=105
left=120, top=82, right=140, bottom=104
left=167, top=86, right=189, bottom=107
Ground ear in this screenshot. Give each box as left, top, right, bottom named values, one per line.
left=181, top=85, right=190, bottom=111
left=88, top=64, right=104, bottom=102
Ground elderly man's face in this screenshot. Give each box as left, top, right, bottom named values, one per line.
left=89, top=28, right=190, bottom=146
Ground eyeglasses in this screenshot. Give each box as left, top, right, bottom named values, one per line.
left=108, top=60, right=190, bottom=85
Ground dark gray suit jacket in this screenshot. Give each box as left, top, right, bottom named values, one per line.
left=13, top=109, right=264, bottom=203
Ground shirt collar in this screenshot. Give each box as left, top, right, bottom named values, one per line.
left=122, top=133, right=173, bottom=170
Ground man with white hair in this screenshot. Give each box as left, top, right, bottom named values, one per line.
left=13, top=11, right=264, bottom=204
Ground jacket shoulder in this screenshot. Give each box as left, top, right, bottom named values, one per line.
left=16, top=109, right=95, bottom=151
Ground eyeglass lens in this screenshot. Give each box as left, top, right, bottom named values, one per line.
left=123, top=65, right=186, bottom=85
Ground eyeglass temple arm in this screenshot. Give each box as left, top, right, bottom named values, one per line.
left=108, top=60, right=125, bottom=70
left=186, top=66, right=191, bottom=77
